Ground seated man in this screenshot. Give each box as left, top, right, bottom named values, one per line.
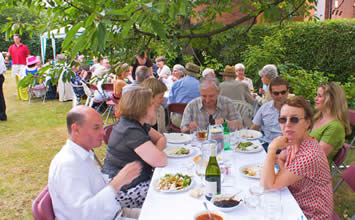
left=48, top=105, right=142, bottom=219
left=122, top=66, right=150, bottom=95
left=181, top=78, right=242, bottom=133
left=219, top=65, right=254, bottom=105
left=168, top=63, right=201, bottom=128
left=250, top=76, right=289, bottom=151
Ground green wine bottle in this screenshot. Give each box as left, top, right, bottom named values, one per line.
left=223, top=121, right=230, bottom=151
left=205, top=143, right=221, bottom=200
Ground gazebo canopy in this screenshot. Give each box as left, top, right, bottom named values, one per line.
left=40, top=27, right=84, bottom=64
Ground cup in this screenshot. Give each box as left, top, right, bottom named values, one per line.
left=263, top=190, right=282, bottom=220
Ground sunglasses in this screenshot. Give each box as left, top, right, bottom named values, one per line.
left=278, top=117, right=305, bottom=124
left=272, top=90, right=287, bottom=96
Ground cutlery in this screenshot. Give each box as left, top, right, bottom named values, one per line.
left=203, top=201, right=214, bottom=220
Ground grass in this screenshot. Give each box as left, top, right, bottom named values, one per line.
left=0, top=70, right=354, bottom=219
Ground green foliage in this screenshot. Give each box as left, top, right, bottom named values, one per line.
left=278, top=63, right=329, bottom=104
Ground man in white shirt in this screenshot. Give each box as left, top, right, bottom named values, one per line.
left=48, top=105, right=141, bottom=220
left=0, top=52, right=7, bottom=121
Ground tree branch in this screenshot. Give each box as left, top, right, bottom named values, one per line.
left=279, top=0, right=307, bottom=24
left=63, top=0, right=91, bottom=15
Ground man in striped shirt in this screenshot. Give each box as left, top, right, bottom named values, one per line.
left=181, top=78, right=242, bottom=133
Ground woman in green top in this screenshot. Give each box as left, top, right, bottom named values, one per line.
left=310, top=82, right=352, bottom=164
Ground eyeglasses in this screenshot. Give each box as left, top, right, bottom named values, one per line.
left=272, top=90, right=287, bottom=96
left=278, top=117, right=305, bottom=124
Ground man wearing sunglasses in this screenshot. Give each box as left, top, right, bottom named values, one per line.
left=250, top=76, right=289, bottom=152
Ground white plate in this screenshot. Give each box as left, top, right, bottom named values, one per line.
left=239, top=163, right=263, bottom=179
left=164, top=146, right=195, bottom=158
left=236, top=129, right=263, bottom=140
left=164, top=133, right=192, bottom=144
left=233, top=142, right=263, bottom=153
left=154, top=174, right=194, bottom=193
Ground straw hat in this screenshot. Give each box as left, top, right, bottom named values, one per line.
left=27, top=56, right=40, bottom=66
left=220, top=65, right=236, bottom=77
left=185, top=63, right=200, bottom=78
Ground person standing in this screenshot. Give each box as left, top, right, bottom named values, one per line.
left=0, top=52, right=7, bottom=121
left=6, top=34, right=30, bottom=99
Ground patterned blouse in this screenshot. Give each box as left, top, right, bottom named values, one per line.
left=285, top=138, right=333, bottom=220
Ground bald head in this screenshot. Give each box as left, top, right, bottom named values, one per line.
left=66, top=106, right=98, bottom=134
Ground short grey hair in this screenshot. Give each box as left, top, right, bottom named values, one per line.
left=136, top=66, right=150, bottom=82
left=173, top=64, right=185, bottom=76
left=258, top=64, right=278, bottom=79
left=199, top=77, right=220, bottom=90
left=234, top=63, right=245, bottom=71
left=56, top=54, right=66, bottom=61
left=202, top=68, right=214, bottom=77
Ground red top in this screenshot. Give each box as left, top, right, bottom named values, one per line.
left=286, top=138, right=333, bottom=220
left=8, top=43, right=30, bottom=65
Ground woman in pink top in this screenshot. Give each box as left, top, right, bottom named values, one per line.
left=261, top=96, right=333, bottom=220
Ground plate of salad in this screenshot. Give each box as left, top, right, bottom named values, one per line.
left=154, top=173, right=193, bottom=193
left=164, top=146, right=194, bottom=158
left=234, top=141, right=263, bottom=153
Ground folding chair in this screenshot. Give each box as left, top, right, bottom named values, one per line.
left=167, top=103, right=187, bottom=132
left=32, top=185, right=55, bottom=220
left=231, top=100, right=254, bottom=128
left=101, top=83, right=116, bottom=126
left=71, top=82, right=83, bottom=107
left=333, top=164, right=355, bottom=192
left=28, top=85, right=48, bottom=104
left=331, top=143, right=351, bottom=177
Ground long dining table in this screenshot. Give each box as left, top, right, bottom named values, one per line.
left=139, top=134, right=307, bottom=220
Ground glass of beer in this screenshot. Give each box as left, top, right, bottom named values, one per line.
left=196, top=128, right=208, bottom=142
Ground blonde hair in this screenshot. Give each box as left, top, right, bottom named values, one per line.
left=140, top=78, right=167, bottom=97
left=119, top=87, right=153, bottom=121
left=114, top=63, right=130, bottom=79
left=314, top=82, right=351, bottom=135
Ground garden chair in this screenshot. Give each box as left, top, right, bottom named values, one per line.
left=28, top=85, right=48, bottom=104
left=333, top=164, right=355, bottom=192
left=32, top=185, right=55, bottom=220
left=331, top=143, right=351, bottom=177
left=231, top=100, right=254, bottom=128
left=101, top=83, right=116, bottom=126
left=166, top=103, right=187, bottom=132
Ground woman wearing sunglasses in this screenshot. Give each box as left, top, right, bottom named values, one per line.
left=261, top=96, right=333, bottom=220
left=310, top=82, right=351, bottom=165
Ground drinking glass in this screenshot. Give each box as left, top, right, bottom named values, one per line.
left=263, top=190, right=282, bottom=220
left=196, top=128, right=208, bottom=143
left=190, top=129, right=199, bottom=148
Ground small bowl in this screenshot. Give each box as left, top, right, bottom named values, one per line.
left=193, top=210, right=226, bottom=220
left=210, top=194, right=242, bottom=212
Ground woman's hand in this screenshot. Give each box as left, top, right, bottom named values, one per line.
left=269, top=136, right=289, bottom=152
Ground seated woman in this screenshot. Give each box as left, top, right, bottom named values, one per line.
left=235, top=63, right=253, bottom=92
left=116, top=63, right=133, bottom=84
left=141, top=78, right=167, bottom=133
left=102, top=87, right=167, bottom=208
left=310, top=82, right=351, bottom=165
left=261, top=96, right=333, bottom=220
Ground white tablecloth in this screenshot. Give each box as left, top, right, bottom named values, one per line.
left=139, top=141, right=307, bottom=220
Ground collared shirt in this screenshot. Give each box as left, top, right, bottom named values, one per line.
left=157, top=65, right=171, bottom=77
left=0, top=53, right=6, bottom=74
left=8, top=43, right=29, bottom=65
left=252, top=100, right=282, bottom=143
left=181, top=96, right=242, bottom=130
left=220, top=79, right=254, bottom=105
left=167, top=75, right=200, bottom=104
left=48, top=139, right=120, bottom=220
left=122, top=81, right=140, bottom=95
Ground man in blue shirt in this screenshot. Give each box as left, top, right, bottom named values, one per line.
left=167, top=63, right=200, bottom=127
left=251, top=76, right=289, bottom=152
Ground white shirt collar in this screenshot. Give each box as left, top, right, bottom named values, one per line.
left=66, top=139, right=94, bottom=161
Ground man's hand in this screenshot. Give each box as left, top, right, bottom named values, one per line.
left=110, top=161, right=142, bottom=192
left=188, top=121, right=199, bottom=131
left=215, top=118, right=224, bottom=125
left=226, top=119, right=242, bottom=131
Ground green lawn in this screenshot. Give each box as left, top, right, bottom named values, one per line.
left=0, top=70, right=354, bottom=219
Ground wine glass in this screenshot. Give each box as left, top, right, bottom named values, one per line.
left=263, top=190, right=282, bottom=220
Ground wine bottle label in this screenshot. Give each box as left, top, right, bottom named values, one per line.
left=205, top=180, right=217, bottom=197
